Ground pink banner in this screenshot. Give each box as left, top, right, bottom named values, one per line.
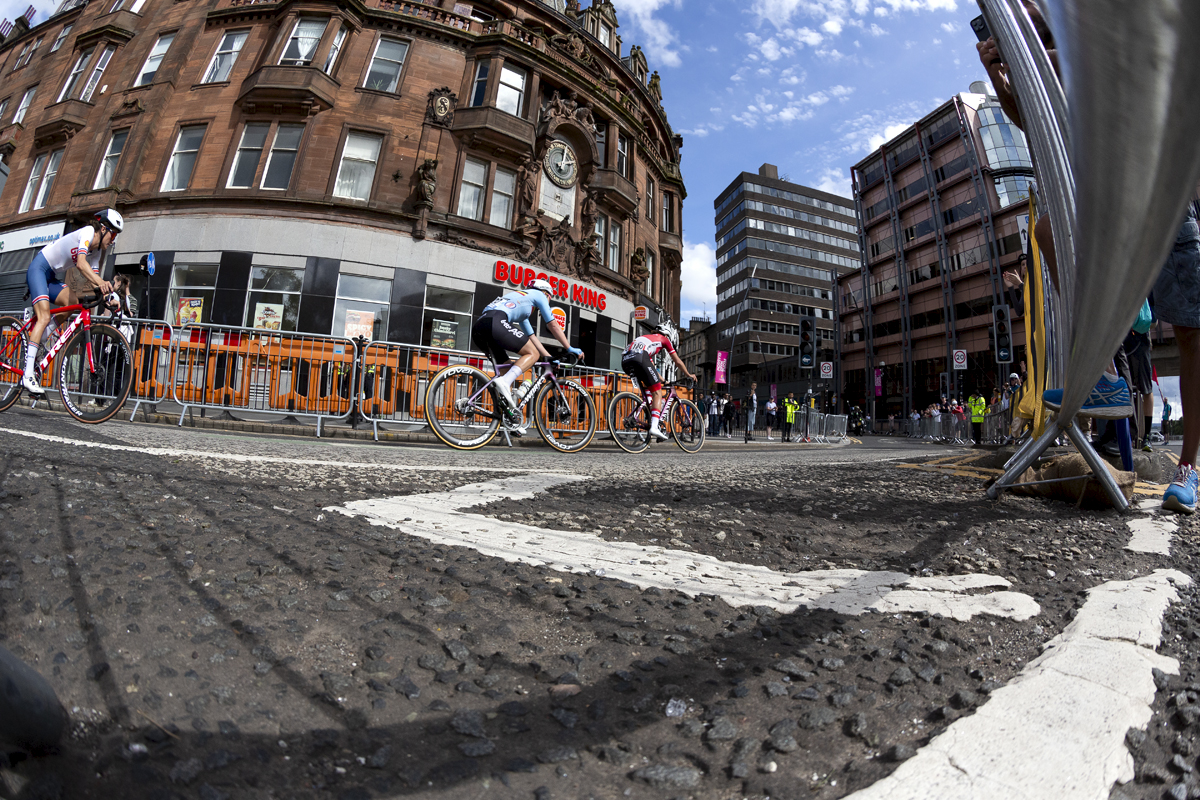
left=715, top=351, right=729, bottom=384
left=874, top=368, right=883, bottom=397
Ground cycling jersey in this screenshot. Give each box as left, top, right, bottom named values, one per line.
left=624, top=333, right=675, bottom=358
left=38, top=226, right=101, bottom=278
left=484, top=289, right=554, bottom=337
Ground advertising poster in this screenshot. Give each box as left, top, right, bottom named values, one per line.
left=253, top=303, right=284, bottom=331
left=344, top=309, right=375, bottom=339
left=430, top=319, right=457, bottom=349
left=551, top=307, right=568, bottom=336
left=715, top=350, right=729, bottom=384
left=177, top=297, right=203, bottom=326
left=874, top=367, right=883, bottom=397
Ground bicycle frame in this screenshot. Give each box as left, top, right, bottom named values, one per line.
left=467, top=360, right=566, bottom=421
left=627, top=383, right=684, bottom=428
left=0, top=303, right=98, bottom=379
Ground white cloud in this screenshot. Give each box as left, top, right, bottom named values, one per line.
left=804, top=91, right=830, bottom=105
left=680, top=240, right=718, bottom=321
left=760, top=37, right=786, bottom=60
left=811, top=166, right=853, bottom=198
left=940, top=21, right=960, bottom=32
left=822, top=18, right=843, bottom=34
left=611, top=0, right=682, bottom=68
left=681, top=127, right=710, bottom=137
left=868, top=122, right=912, bottom=150
left=707, top=45, right=719, bottom=53
left=790, top=27, right=825, bottom=46
left=868, top=23, right=887, bottom=35
left=829, top=84, right=854, bottom=97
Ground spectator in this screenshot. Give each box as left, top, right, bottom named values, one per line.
left=764, top=394, right=777, bottom=441
left=722, top=393, right=735, bottom=438
left=1162, top=395, right=1172, bottom=440
left=782, top=392, right=799, bottom=442
left=708, top=392, right=721, bottom=436
left=1004, top=373, right=1025, bottom=441
left=745, top=382, right=759, bottom=442
left=969, top=389, right=987, bottom=445
left=1123, top=324, right=1154, bottom=451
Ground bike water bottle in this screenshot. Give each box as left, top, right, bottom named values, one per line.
left=514, top=378, right=533, bottom=403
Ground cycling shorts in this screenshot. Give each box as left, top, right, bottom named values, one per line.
left=621, top=352, right=661, bottom=393
left=472, top=309, right=528, bottom=366
left=27, top=252, right=67, bottom=306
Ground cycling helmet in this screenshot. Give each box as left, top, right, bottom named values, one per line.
left=94, top=208, right=124, bottom=233
left=653, top=323, right=678, bottom=346
left=526, top=278, right=553, bottom=294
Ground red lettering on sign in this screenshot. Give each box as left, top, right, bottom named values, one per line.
left=536, top=272, right=547, bottom=283
left=586, top=289, right=597, bottom=309
left=572, top=284, right=583, bottom=303
left=494, top=261, right=508, bottom=282
left=557, top=280, right=568, bottom=298
left=597, top=294, right=606, bottom=311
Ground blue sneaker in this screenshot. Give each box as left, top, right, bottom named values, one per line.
left=1163, top=463, right=1198, bottom=514
left=1042, top=374, right=1133, bottom=419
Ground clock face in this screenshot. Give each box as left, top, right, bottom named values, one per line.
left=434, top=96, right=451, bottom=118
left=543, top=141, right=578, bottom=188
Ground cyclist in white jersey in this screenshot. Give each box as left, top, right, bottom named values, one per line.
left=621, top=325, right=695, bottom=440
left=471, top=278, right=583, bottom=408
left=22, top=208, right=122, bottom=393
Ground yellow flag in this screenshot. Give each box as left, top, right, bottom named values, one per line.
left=1014, top=194, right=1047, bottom=437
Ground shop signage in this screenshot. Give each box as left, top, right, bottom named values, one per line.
left=551, top=307, right=568, bottom=335
left=633, top=305, right=648, bottom=321
left=0, top=220, right=66, bottom=253
left=493, top=260, right=607, bottom=312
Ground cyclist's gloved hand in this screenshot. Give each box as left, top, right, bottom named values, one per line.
left=568, top=347, right=584, bottom=359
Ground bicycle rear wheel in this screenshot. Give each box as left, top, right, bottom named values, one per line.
left=0, top=316, right=27, bottom=413
left=669, top=398, right=706, bottom=453
left=606, top=391, right=649, bottom=454
left=57, top=323, right=132, bottom=423
left=424, top=365, right=501, bottom=450
left=532, top=379, right=597, bottom=453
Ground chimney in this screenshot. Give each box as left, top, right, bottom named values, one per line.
left=758, top=163, right=779, bottom=180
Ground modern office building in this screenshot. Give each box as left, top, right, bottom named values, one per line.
left=839, top=83, right=1035, bottom=418
left=0, top=0, right=685, bottom=369
left=712, top=164, right=857, bottom=388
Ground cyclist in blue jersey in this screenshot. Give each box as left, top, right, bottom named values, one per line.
left=472, top=277, right=583, bottom=408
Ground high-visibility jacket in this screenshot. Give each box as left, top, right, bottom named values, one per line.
left=969, top=395, right=986, bottom=423
left=783, top=398, right=799, bottom=423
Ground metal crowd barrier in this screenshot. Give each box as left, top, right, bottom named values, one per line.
left=171, top=323, right=358, bottom=436
left=124, top=319, right=174, bottom=420
left=805, top=409, right=826, bottom=443
left=824, top=414, right=848, bottom=441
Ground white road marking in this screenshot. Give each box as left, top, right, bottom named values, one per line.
left=1125, top=498, right=1177, bottom=555
left=845, top=569, right=1191, bottom=800
left=328, top=474, right=1041, bottom=621
left=0, top=427, right=544, bottom=472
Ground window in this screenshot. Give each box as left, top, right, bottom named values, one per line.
left=363, top=38, right=408, bottom=92
left=489, top=166, right=515, bottom=228
left=13, top=86, right=36, bottom=125
left=202, top=30, right=247, bottom=83
left=598, top=23, right=610, bottom=48
left=19, top=148, right=64, bottom=212
left=593, top=123, right=605, bottom=169
left=594, top=215, right=606, bottom=263
left=12, top=42, right=30, bottom=71
left=228, top=122, right=268, bottom=188
left=136, top=33, right=174, bottom=86
left=323, top=26, right=347, bottom=74
left=243, top=265, right=304, bottom=331
left=82, top=45, right=115, bottom=102
left=279, top=18, right=326, bottom=67
left=168, top=263, right=218, bottom=325
left=50, top=25, right=72, bottom=52
left=608, top=329, right=627, bottom=371
left=616, top=133, right=629, bottom=177
left=496, top=64, right=525, bottom=116
left=333, top=274, right=390, bottom=339
left=661, top=191, right=673, bottom=232
left=0, top=99, right=8, bottom=125
left=109, top=0, right=147, bottom=12
left=607, top=218, right=621, bottom=271
left=262, top=124, right=303, bottom=190
left=456, top=158, right=487, bottom=220
left=470, top=61, right=489, bottom=106
left=59, top=47, right=93, bottom=101
left=94, top=129, right=129, bottom=189
left=422, top=285, right=472, bottom=349
left=644, top=250, right=654, bottom=297
left=15, top=37, right=42, bottom=69
left=161, top=124, right=206, bottom=191
left=333, top=132, right=382, bottom=201
left=645, top=178, right=654, bottom=224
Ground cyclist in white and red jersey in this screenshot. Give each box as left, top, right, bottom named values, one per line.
left=22, top=208, right=121, bottom=393
left=621, top=324, right=695, bottom=440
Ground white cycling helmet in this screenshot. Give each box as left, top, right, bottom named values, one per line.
left=526, top=278, right=553, bottom=294
left=94, top=208, right=124, bottom=233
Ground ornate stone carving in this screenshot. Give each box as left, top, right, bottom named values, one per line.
left=111, top=96, right=145, bottom=119
left=425, top=87, right=457, bottom=127
left=413, top=158, right=438, bottom=240
left=648, top=70, right=662, bottom=105
left=579, top=188, right=598, bottom=238
left=515, top=153, right=539, bottom=216
left=548, top=31, right=594, bottom=69
left=629, top=247, right=649, bottom=286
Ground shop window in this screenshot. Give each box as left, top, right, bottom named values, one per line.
left=323, top=26, right=347, bottom=74
left=496, top=63, right=525, bottom=116
left=422, top=285, right=472, bottom=350
left=202, top=30, right=247, bottom=83
left=168, top=263, right=218, bottom=325
left=333, top=132, right=382, bottom=201
left=93, top=129, right=128, bottom=189
left=470, top=61, right=488, bottom=107
left=58, top=47, right=94, bottom=102
left=13, top=86, right=36, bottom=124
left=333, top=274, right=390, bottom=339
left=136, top=34, right=174, bottom=86
left=609, top=329, right=627, bottom=371
left=243, top=265, right=304, bottom=331
left=279, top=18, right=326, bottom=67
left=50, top=25, right=71, bottom=53
left=19, top=147, right=64, bottom=212
left=363, top=38, right=408, bottom=92
left=161, top=124, right=206, bottom=192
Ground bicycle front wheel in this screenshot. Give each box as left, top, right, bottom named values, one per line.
left=606, top=391, right=649, bottom=454
left=532, top=379, right=597, bottom=453
left=424, top=365, right=501, bottom=450
left=57, top=323, right=132, bottom=423
left=0, top=316, right=28, bottom=413
left=669, top=398, right=706, bottom=453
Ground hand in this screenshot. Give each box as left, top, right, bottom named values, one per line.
left=976, top=37, right=1003, bottom=71
left=1002, top=270, right=1023, bottom=289
left=99, top=279, right=113, bottom=295
left=568, top=346, right=583, bottom=359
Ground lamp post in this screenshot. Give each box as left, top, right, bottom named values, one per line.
left=728, top=265, right=759, bottom=388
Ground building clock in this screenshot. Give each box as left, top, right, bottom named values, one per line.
left=543, top=141, right=578, bottom=188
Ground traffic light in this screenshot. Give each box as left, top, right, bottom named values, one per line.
left=993, top=304, right=1012, bottom=364
left=799, top=316, right=815, bottom=370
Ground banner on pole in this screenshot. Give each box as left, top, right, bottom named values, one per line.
left=715, top=351, right=729, bottom=384
left=874, top=368, right=883, bottom=397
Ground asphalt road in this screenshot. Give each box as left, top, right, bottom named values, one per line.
left=0, top=408, right=1195, bottom=800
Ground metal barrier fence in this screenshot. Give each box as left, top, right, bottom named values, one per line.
left=824, top=414, right=848, bottom=441
left=124, top=319, right=174, bottom=419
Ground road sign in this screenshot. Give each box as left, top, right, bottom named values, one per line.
left=952, top=349, right=967, bottom=370
left=819, top=362, right=833, bottom=379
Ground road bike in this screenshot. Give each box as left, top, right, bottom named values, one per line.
left=0, top=289, right=133, bottom=424
left=607, top=380, right=705, bottom=454
left=425, top=353, right=597, bottom=452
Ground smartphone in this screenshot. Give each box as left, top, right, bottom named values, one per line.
left=970, top=15, right=992, bottom=42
